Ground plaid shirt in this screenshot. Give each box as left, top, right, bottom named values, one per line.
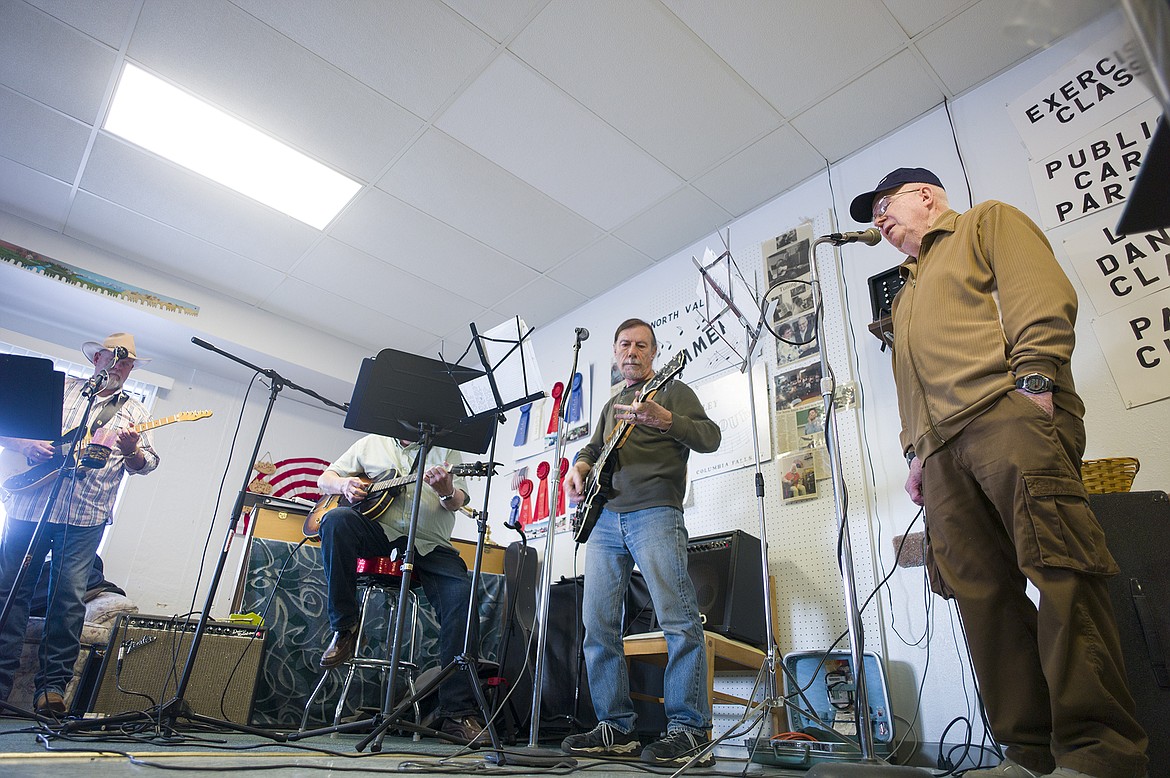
left=1, top=377, right=159, bottom=527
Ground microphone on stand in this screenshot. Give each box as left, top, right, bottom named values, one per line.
left=825, top=227, right=882, bottom=246
left=574, top=327, right=589, bottom=342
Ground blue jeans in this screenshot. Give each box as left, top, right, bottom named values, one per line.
left=318, top=507, right=479, bottom=718
left=0, top=518, right=105, bottom=702
left=582, top=506, right=709, bottom=734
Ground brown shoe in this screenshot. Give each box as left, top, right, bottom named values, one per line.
left=319, top=629, right=357, bottom=668
left=439, top=715, right=489, bottom=747
left=34, top=691, right=67, bottom=719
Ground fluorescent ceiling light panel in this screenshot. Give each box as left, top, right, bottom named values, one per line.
left=104, top=64, right=361, bottom=229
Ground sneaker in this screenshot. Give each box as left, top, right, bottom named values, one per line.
left=438, top=715, right=489, bottom=747
left=967, top=758, right=1045, bottom=778
left=561, top=721, right=642, bottom=757
left=641, top=730, right=716, bottom=767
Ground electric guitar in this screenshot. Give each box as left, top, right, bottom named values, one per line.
left=0, top=410, right=213, bottom=494
left=302, top=463, right=482, bottom=538
left=571, top=351, right=687, bottom=544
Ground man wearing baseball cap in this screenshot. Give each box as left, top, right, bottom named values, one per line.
left=849, top=170, right=1147, bottom=778
left=0, top=333, right=159, bottom=718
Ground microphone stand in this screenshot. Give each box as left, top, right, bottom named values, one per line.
left=524, top=330, right=585, bottom=759
left=803, top=234, right=925, bottom=778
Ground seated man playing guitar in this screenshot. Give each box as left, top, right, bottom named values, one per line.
left=0, top=332, right=159, bottom=719
left=314, top=435, right=484, bottom=745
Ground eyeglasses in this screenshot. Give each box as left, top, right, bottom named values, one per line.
left=872, top=188, right=923, bottom=220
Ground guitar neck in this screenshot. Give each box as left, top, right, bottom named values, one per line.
left=134, top=413, right=199, bottom=433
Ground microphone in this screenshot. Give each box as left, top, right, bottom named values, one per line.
left=575, top=327, right=589, bottom=342
left=826, top=228, right=882, bottom=246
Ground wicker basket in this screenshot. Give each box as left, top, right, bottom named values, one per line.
left=1081, top=457, right=1140, bottom=494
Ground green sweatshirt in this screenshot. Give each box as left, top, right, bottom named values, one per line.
left=575, top=377, right=721, bottom=512
left=892, top=201, right=1085, bottom=462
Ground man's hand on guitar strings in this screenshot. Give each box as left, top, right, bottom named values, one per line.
left=614, top=399, right=672, bottom=431
left=341, top=477, right=368, bottom=502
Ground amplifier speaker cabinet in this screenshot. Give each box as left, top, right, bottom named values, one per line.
left=686, top=530, right=766, bottom=649
left=87, top=614, right=266, bottom=724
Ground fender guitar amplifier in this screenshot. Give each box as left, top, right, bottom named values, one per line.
left=88, top=614, right=266, bottom=724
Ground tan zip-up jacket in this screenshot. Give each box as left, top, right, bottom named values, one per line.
left=892, top=201, right=1086, bottom=462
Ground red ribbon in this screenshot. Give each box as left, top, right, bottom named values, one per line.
left=546, top=382, right=564, bottom=434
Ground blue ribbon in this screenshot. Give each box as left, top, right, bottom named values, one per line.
left=514, top=402, right=532, bottom=446
left=567, top=372, right=584, bottom=423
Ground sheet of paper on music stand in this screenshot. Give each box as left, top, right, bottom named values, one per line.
left=695, top=248, right=759, bottom=329
left=461, top=317, right=546, bottom=415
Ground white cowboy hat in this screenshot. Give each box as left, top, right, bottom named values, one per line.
left=81, top=332, right=152, bottom=365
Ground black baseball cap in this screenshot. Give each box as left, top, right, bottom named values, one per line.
left=849, top=167, right=944, bottom=223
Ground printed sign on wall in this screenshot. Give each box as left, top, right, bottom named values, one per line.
left=1063, top=213, right=1170, bottom=316
left=1092, top=287, right=1170, bottom=408
left=1007, top=23, right=1149, bottom=160
left=1028, top=99, right=1161, bottom=229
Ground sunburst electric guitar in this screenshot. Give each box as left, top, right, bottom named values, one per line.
left=302, top=463, right=482, bottom=539
left=571, top=350, right=687, bottom=544
left=0, top=410, right=213, bottom=494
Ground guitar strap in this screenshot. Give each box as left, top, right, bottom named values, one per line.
left=88, top=393, right=128, bottom=436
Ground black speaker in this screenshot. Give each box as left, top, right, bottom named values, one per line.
left=687, top=530, right=766, bottom=648
left=1090, top=491, right=1170, bottom=770
left=88, top=614, right=266, bottom=724
left=867, top=266, right=905, bottom=321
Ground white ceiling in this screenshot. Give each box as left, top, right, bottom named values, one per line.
left=0, top=0, right=1114, bottom=358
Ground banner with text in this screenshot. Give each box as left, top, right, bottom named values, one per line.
left=1063, top=213, right=1170, bottom=315
left=1008, top=23, right=1149, bottom=160
left=1092, top=287, right=1170, bottom=407
left=1029, top=99, right=1162, bottom=229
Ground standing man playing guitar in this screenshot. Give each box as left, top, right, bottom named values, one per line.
left=0, top=332, right=159, bottom=718
left=563, top=318, right=721, bottom=767
left=314, top=435, right=485, bottom=745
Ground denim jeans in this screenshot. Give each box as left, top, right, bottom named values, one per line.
left=318, top=507, right=479, bottom=718
left=582, top=506, right=709, bottom=734
left=0, top=518, right=105, bottom=702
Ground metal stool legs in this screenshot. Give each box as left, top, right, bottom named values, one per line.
left=299, top=579, right=420, bottom=733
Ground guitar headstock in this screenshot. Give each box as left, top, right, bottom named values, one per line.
left=178, top=410, right=213, bottom=422
left=452, top=461, right=498, bottom=478
left=645, top=350, right=687, bottom=394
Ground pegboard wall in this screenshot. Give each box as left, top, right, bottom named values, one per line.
left=653, top=212, right=885, bottom=741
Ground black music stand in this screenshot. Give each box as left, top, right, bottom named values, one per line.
left=0, top=354, right=67, bottom=720
left=290, top=348, right=499, bottom=750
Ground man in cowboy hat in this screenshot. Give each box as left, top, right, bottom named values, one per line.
left=0, top=332, right=159, bottom=718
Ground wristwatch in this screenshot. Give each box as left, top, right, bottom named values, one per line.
left=904, top=450, right=916, bottom=467
left=439, top=491, right=456, bottom=503
left=1015, top=373, right=1056, bottom=394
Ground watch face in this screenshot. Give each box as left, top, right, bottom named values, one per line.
left=1021, top=374, right=1051, bottom=392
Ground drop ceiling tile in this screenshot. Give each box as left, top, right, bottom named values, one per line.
left=511, top=0, right=781, bottom=179
left=879, top=0, right=970, bottom=37
left=65, top=192, right=285, bottom=304
left=0, top=89, right=91, bottom=182
left=436, top=53, right=682, bottom=230
left=0, top=1, right=117, bottom=123
left=292, top=238, right=486, bottom=336
left=378, top=130, right=602, bottom=272
left=440, top=0, right=545, bottom=42
left=917, top=0, right=1113, bottom=94
left=694, top=125, right=825, bottom=216
left=331, top=187, right=537, bottom=303
left=80, top=135, right=320, bottom=271
left=489, top=275, right=587, bottom=330
left=261, top=277, right=438, bottom=354
left=791, top=50, right=944, bottom=163
left=663, top=0, right=907, bottom=115
left=128, top=0, right=420, bottom=180
left=614, top=187, right=733, bottom=261
left=546, top=236, right=654, bottom=298
left=231, top=0, right=496, bottom=119
left=26, top=0, right=140, bottom=46
left=0, top=157, right=72, bottom=230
